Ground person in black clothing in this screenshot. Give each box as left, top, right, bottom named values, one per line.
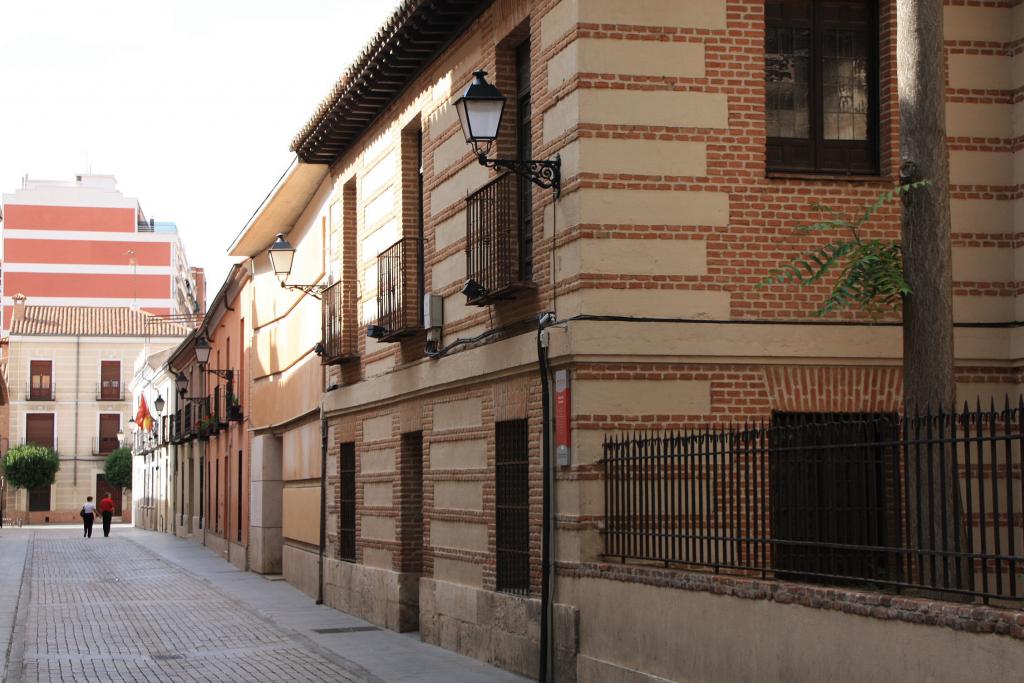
left=81, top=496, right=96, bottom=538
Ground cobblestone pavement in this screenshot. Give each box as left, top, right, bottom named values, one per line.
left=6, top=531, right=374, bottom=682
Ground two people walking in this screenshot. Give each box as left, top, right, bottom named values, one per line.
left=81, top=492, right=116, bottom=538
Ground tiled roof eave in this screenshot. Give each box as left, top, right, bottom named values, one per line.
left=290, top=0, right=490, bottom=165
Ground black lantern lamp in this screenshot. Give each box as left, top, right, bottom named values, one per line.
left=175, top=371, right=189, bottom=398
left=154, top=394, right=165, bottom=414
left=454, top=70, right=560, bottom=196
left=195, top=335, right=234, bottom=380
left=194, top=335, right=212, bottom=365
left=268, top=233, right=328, bottom=299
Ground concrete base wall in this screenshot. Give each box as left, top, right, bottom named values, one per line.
left=282, top=544, right=319, bottom=598
left=228, top=541, right=247, bottom=570
left=419, top=578, right=579, bottom=682
left=323, top=559, right=419, bottom=632
left=204, top=533, right=228, bottom=558
left=565, top=575, right=1024, bottom=683
left=249, top=526, right=282, bottom=574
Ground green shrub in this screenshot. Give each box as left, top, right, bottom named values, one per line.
left=3, top=444, right=59, bottom=490
left=104, top=448, right=133, bottom=491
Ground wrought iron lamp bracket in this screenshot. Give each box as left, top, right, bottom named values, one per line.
left=203, top=368, right=234, bottom=381
left=279, top=281, right=328, bottom=299
left=477, top=153, right=561, bottom=198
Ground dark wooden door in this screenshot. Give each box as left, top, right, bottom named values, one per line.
left=29, top=361, right=52, bottom=400
left=26, top=413, right=54, bottom=449
left=100, top=361, right=121, bottom=400
left=96, top=474, right=122, bottom=516
left=25, top=414, right=55, bottom=512
left=99, top=414, right=120, bottom=454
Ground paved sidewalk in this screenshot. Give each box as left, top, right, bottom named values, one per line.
left=1, top=526, right=528, bottom=682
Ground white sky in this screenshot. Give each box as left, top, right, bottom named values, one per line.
left=0, top=0, right=402, bottom=294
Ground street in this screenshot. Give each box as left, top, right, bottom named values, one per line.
left=0, top=527, right=525, bottom=683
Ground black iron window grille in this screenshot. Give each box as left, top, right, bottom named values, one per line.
left=603, top=401, right=1024, bottom=604
left=465, top=172, right=529, bottom=305
left=374, top=237, right=421, bottom=341
left=321, top=280, right=357, bottom=364
left=340, top=442, right=357, bottom=562
left=496, top=419, right=530, bottom=594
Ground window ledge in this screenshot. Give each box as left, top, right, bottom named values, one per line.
left=766, top=171, right=891, bottom=183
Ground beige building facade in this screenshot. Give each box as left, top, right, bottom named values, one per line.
left=136, top=0, right=1024, bottom=681
left=3, top=299, right=188, bottom=524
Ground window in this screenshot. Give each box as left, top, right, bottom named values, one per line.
left=770, top=412, right=896, bottom=584
left=26, top=413, right=54, bottom=449
left=237, top=450, right=243, bottom=543
left=98, top=414, right=120, bottom=455
left=100, top=360, right=121, bottom=400
left=496, top=419, right=530, bottom=594
left=339, top=442, right=357, bottom=562
left=765, top=0, right=878, bottom=174
left=29, top=360, right=53, bottom=400
left=28, top=485, right=50, bottom=512
left=516, top=39, right=534, bottom=280
left=399, top=432, right=423, bottom=573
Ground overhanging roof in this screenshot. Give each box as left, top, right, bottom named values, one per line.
left=290, top=0, right=490, bottom=165
left=228, top=160, right=329, bottom=258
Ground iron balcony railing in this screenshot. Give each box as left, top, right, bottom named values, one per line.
left=321, top=281, right=357, bottom=364
left=465, top=172, right=527, bottom=305
left=93, top=435, right=122, bottom=456
left=603, top=400, right=1024, bottom=605
left=375, top=237, right=421, bottom=342
left=26, top=382, right=55, bottom=401
left=17, top=438, right=58, bottom=454
left=95, top=382, right=125, bottom=401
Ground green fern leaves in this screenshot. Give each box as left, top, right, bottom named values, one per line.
left=757, top=181, right=928, bottom=318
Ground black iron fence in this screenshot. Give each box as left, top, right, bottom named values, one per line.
left=603, top=400, right=1024, bottom=604
left=465, top=172, right=522, bottom=305
left=375, top=237, right=420, bottom=340
left=321, top=280, right=357, bottom=364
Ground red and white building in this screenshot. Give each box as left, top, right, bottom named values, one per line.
left=0, top=174, right=202, bottom=330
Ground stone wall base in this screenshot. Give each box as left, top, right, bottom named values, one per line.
left=323, top=559, right=419, bottom=632
left=419, top=578, right=579, bottom=682
left=228, top=540, right=247, bottom=570
left=282, top=544, right=319, bottom=598
left=204, top=533, right=228, bottom=558
left=249, top=526, right=282, bottom=574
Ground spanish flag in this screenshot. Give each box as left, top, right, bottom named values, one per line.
left=136, top=395, right=153, bottom=432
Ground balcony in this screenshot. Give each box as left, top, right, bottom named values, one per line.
left=464, top=172, right=531, bottom=305
left=26, top=382, right=55, bottom=401
left=95, top=383, right=125, bottom=402
left=321, top=281, right=358, bottom=365
left=372, top=237, right=421, bottom=342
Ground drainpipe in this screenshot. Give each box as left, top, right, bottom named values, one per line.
left=73, top=337, right=80, bottom=486
left=317, top=413, right=327, bottom=605
left=537, top=312, right=555, bottom=683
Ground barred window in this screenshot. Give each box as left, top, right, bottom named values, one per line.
left=496, top=419, right=530, bottom=594
left=340, top=442, right=357, bottom=562
left=766, top=0, right=879, bottom=174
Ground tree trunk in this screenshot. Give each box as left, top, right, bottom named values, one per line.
left=897, top=0, right=967, bottom=594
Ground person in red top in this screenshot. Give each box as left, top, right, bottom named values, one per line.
left=98, top=492, right=116, bottom=537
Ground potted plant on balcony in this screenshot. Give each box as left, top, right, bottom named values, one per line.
left=227, top=393, right=243, bottom=422
left=197, top=416, right=214, bottom=440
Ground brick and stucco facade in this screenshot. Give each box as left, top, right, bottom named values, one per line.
left=215, top=0, right=1024, bottom=680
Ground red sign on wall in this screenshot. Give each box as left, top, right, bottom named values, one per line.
left=555, top=370, right=571, bottom=465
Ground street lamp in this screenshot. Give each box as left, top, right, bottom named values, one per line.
left=154, top=394, right=165, bottom=414
left=267, top=233, right=328, bottom=299
left=194, top=336, right=212, bottom=365
left=194, top=336, right=234, bottom=381
left=175, top=371, right=189, bottom=398
left=454, top=70, right=561, bottom=196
